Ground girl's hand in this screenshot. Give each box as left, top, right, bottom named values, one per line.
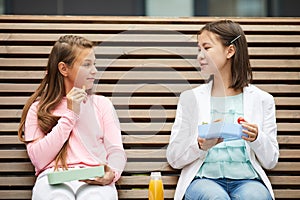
left=237, top=117, right=258, bottom=142
left=198, top=119, right=223, bottom=150
left=80, top=165, right=115, bottom=186
left=197, top=137, right=223, bottom=151
left=66, top=85, right=87, bottom=114
left=241, top=122, right=258, bottom=142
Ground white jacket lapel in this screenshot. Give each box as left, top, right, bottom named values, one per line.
left=243, top=85, right=255, bottom=122
left=194, top=81, right=212, bottom=124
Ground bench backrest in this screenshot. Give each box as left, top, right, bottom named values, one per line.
left=0, top=15, right=300, bottom=199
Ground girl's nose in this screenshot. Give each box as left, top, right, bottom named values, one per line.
left=91, top=64, right=97, bottom=74
left=197, top=49, right=205, bottom=60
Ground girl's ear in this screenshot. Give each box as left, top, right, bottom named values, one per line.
left=58, top=62, right=68, bottom=77
left=226, top=44, right=236, bottom=59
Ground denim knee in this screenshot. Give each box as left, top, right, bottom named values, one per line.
left=230, top=179, right=272, bottom=200
left=185, top=178, right=230, bottom=200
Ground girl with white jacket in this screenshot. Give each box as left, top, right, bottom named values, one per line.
left=166, top=20, right=279, bottom=200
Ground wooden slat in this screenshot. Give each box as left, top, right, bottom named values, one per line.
left=0, top=150, right=28, bottom=159
left=255, top=84, right=300, bottom=93
left=1, top=71, right=300, bottom=81
left=0, top=33, right=196, bottom=43
left=0, top=162, right=299, bottom=173
left=0, top=109, right=23, bottom=118
left=270, top=162, right=300, bottom=172
left=279, top=150, right=300, bottom=159
left=275, top=97, right=300, bottom=106
left=1, top=135, right=300, bottom=151
left=269, top=176, right=300, bottom=186
left=1, top=122, right=299, bottom=133
left=0, top=109, right=299, bottom=120
left=0, top=189, right=298, bottom=200
left=253, top=72, right=300, bottom=80
left=0, top=175, right=299, bottom=187
left=124, top=149, right=300, bottom=159
left=0, top=149, right=299, bottom=160
left=250, top=59, right=300, bottom=68
left=122, top=189, right=300, bottom=199
left=117, top=175, right=300, bottom=186
left=0, top=150, right=151, bottom=159
left=2, top=83, right=300, bottom=94
left=0, top=162, right=34, bottom=172
left=0, top=97, right=178, bottom=106
left=1, top=33, right=300, bottom=44
left=276, top=110, right=300, bottom=119
left=0, top=58, right=48, bottom=67
left=2, top=23, right=300, bottom=32
left=0, top=136, right=22, bottom=145
left=96, top=84, right=300, bottom=94
left=0, top=135, right=172, bottom=145
left=1, top=135, right=300, bottom=146
left=122, top=135, right=300, bottom=145
left=0, top=58, right=299, bottom=69
left=1, top=15, right=300, bottom=24
left=273, top=190, right=300, bottom=199
left=1, top=46, right=300, bottom=56
left=0, top=83, right=198, bottom=93
left=277, top=123, right=300, bottom=132
left=0, top=23, right=206, bottom=31
left=0, top=191, right=32, bottom=199
left=0, top=177, right=35, bottom=186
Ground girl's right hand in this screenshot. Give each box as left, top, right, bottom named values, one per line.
left=197, top=137, right=223, bottom=151
left=66, top=86, right=87, bottom=114
left=197, top=118, right=223, bottom=150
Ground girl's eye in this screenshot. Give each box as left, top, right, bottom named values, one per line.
left=198, top=46, right=210, bottom=51
left=82, top=63, right=92, bottom=68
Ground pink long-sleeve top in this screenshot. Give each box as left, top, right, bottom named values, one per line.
left=24, top=95, right=126, bottom=183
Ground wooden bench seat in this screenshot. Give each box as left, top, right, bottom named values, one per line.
left=0, top=15, right=300, bottom=199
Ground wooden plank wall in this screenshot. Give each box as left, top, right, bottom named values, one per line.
left=0, top=15, right=299, bottom=199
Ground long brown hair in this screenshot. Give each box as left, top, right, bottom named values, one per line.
left=198, top=20, right=252, bottom=90
left=18, top=35, right=94, bottom=170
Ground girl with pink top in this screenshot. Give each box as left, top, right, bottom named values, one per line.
left=18, top=35, right=126, bottom=200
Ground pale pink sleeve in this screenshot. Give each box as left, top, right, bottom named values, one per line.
left=97, top=97, right=127, bottom=183
left=24, top=103, right=79, bottom=173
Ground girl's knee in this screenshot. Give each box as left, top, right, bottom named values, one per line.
left=76, top=185, right=117, bottom=200
left=33, top=187, right=75, bottom=200
left=185, top=179, right=230, bottom=200
left=232, top=191, right=271, bottom=200
left=232, top=181, right=272, bottom=200
left=32, top=177, right=74, bottom=200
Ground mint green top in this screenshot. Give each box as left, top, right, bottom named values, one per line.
left=196, top=93, right=260, bottom=179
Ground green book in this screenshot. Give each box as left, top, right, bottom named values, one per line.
left=47, top=165, right=105, bottom=185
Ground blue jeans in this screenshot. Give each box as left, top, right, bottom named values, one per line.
left=184, top=178, right=272, bottom=200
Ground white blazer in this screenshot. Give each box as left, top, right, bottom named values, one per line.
left=166, top=82, right=279, bottom=200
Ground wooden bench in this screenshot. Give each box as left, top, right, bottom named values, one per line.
left=0, top=15, right=300, bottom=199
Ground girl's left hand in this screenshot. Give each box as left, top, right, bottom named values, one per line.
left=241, top=122, right=258, bottom=142
left=80, top=165, right=115, bottom=186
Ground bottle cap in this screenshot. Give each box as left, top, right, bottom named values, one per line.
left=150, top=172, right=162, bottom=180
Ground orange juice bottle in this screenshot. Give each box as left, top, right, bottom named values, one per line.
left=148, top=172, right=164, bottom=200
